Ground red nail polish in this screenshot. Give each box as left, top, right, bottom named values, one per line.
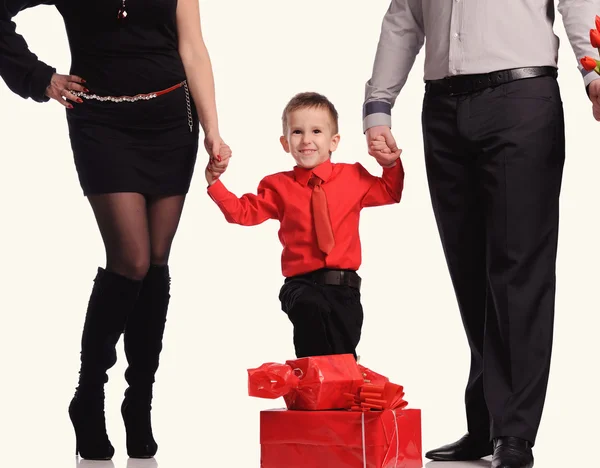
left=77, top=98, right=83, bottom=103
left=84, top=88, right=89, bottom=92
left=217, top=155, right=222, bottom=162
left=81, top=79, right=86, bottom=83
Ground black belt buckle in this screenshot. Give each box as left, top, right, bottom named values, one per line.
left=335, top=270, right=361, bottom=290
left=337, top=270, right=360, bottom=289
left=444, top=76, right=457, bottom=95
left=314, top=269, right=361, bottom=291
left=443, top=75, right=473, bottom=96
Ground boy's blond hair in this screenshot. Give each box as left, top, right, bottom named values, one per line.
left=282, top=92, right=339, bottom=134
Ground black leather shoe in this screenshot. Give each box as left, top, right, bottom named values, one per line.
left=425, top=433, right=493, bottom=461
left=491, top=437, right=534, bottom=468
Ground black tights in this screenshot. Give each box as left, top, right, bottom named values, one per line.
left=88, top=193, right=186, bottom=280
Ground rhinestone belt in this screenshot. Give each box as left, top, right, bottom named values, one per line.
left=71, top=80, right=194, bottom=132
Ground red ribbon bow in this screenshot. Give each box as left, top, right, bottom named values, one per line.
left=343, top=364, right=409, bottom=412
left=247, top=362, right=301, bottom=399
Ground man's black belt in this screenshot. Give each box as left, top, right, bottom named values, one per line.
left=425, top=66, right=558, bottom=96
left=288, top=269, right=362, bottom=291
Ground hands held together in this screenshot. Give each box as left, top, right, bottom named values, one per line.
left=205, top=135, right=232, bottom=186
left=366, top=125, right=402, bottom=168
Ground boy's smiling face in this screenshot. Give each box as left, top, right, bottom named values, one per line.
left=280, top=107, right=340, bottom=169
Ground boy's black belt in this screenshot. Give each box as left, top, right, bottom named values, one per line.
left=289, top=269, right=362, bottom=291
left=425, top=66, right=557, bottom=96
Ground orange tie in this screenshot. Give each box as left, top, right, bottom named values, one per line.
left=308, top=174, right=335, bottom=255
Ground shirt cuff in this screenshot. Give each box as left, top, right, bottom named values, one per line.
left=363, top=113, right=392, bottom=133
left=583, top=70, right=600, bottom=88
left=382, top=158, right=397, bottom=168
left=206, top=178, right=229, bottom=202
left=362, top=100, right=392, bottom=133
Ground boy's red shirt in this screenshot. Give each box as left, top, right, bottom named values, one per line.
left=207, top=158, right=404, bottom=277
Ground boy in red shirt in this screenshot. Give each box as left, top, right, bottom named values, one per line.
left=206, top=92, right=403, bottom=359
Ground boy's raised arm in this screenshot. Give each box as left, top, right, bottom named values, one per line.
left=205, top=143, right=280, bottom=225
left=359, top=155, right=405, bottom=208
left=207, top=176, right=281, bottom=226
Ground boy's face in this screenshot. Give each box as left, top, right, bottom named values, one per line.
left=280, top=107, right=340, bottom=169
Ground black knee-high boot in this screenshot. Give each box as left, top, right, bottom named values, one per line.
left=122, top=264, right=171, bottom=458
left=69, top=267, right=142, bottom=460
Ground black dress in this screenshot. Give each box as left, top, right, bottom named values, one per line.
left=0, top=0, right=200, bottom=195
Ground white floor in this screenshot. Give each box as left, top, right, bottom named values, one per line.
left=425, top=462, right=492, bottom=468
left=69, top=458, right=496, bottom=468
left=0, top=425, right=567, bottom=468
left=51, top=454, right=500, bottom=468
left=61, top=455, right=500, bottom=467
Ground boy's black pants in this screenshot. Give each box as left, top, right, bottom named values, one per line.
left=279, top=269, right=363, bottom=359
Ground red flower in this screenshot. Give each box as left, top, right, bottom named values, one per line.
left=581, top=56, right=598, bottom=71
left=596, top=15, right=600, bottom=32
left=591, top=28, right=600, bottom=48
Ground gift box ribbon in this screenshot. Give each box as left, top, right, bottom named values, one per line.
left=350, top=381, right=407, bottom=467
left=344, top=381, right=409, bottom=412
left=360, top=410, right=401, bottom=468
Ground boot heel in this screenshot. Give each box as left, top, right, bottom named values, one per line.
left=122, top=399, right=158, bottom=458
left=69, top=395, right=115, bottom=460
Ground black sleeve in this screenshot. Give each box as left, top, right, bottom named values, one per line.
left=0, top=0, right=56, bottom=102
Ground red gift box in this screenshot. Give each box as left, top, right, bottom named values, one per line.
left=260, top=408, right=422, bottom=468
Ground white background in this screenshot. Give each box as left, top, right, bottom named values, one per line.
left=1, top=1, right=598, bottom=467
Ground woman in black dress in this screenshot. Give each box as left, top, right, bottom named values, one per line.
left=0, top=0, right=229, bottom=460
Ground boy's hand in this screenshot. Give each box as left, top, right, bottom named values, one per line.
left=205, top=142, right=232, bottom=186
left=366, top=125, right=400, bottom=162
left=369, top=135, right=402, bottom=168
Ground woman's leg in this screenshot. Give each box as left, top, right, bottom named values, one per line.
left=91, top=193, right=152, bottom=280
left=70, top=193, right=150, bottom=460
left=122, top=194, right=187, bottom=458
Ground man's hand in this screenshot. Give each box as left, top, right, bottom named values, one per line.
left=590, top=79, right=600, bottom=121
left=205, top=142, right=232, bottom=186
left=45, top=73, right=87, bottom=108
left=366, top=125, right=402, bottom=167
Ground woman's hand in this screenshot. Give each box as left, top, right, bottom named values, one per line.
left=205, top=141, right=232, bottom=186
left=44, top=73, right=87, bottom=108
left=203, top=131, right=224, bottom=161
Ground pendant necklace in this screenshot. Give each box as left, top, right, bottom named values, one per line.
left=118, top=0, right=128, bottom=19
